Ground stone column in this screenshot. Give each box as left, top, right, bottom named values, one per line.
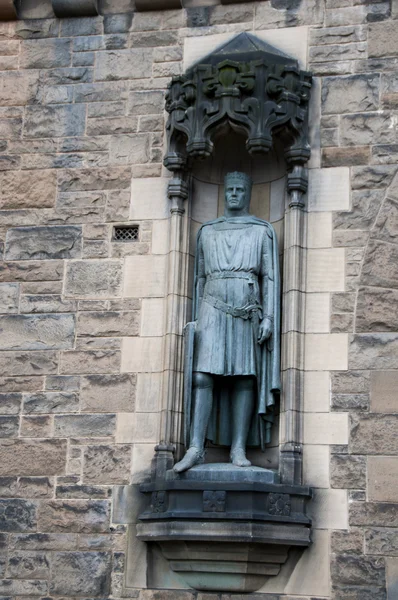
left=153, top=174, right=189, bottom=479
left=280, top=165, right=308, bottom=485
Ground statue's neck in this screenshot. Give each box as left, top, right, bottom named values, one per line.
left=224, top=209, right=250, bottom=219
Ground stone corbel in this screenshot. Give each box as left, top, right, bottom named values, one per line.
left=0, top=0, right=17, bottom=20
left=135, top=0, right=182, bottom=11
left=51, top=0, right=99, bottom=17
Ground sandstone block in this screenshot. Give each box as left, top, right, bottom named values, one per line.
left=350, top=501, right=398, bottom=527
left=78, top=311, right=140, bottom=338
left=60, top=350, right=121, bottom=374
left=20, top=294, right=77, bottom=314
left=128, top=90, right=164, bottom=115
left=369, top=20, right=398, bottom=58
left=80, top=374, right=135, bottom=412
left=109, top=133, right=150, bottom=165
left=0, top=376, right=44, bottom=393
left=0, top=169, right=56, bottom=209
left=0, top=71, right=39, bottom=106
left=46, top=375, right=80, bottom=392
left=365, top=527, right=398, bottom=556
left=20, top=415, right=53, bottom=438
left=0, top=351, right=58, bottom=376
left=350, top=413, right=398, bottom=454
left=21, top=38, right=71, bottom=69
left=23, top=392, right=79, bottom=414
left=371, top=371, right=398, bottom=413
left=331, top=529, right=364, bottom=554
left=356, top=287, right=398, bottom=332
left=331, top=393, right=369, bottom=410
left=372, top=197, right=398, bottom=243
left=0, top=283, right=19, bottom=314
left=322, top=74, right=379, bottom=114
left=5, top=226, right=82, bottom=261
left=0, top=314, right=75, bottom=351
left=322, top=146, right=370, bottom=167
left=0, top=439, right=66, bottom=476
left=24, top=104, right=86, bottom=138
left=331, top=554, right=385, bottom=587
left=7, top=550, right=50, bottom=579
left=83, top=445, right=131, bottom=484
left=54, top=414, right=116, bottom=437
left=368, top=457, right=398, bottom=502
left=64, top=260, right=123, bottom=298
left=0, top=499, right=36, bottom=533
left=38, top=500, right=110, bottom=533
left=361, top=240, right=398, bottom=289
left=94, top=48, right=153, bottom=81
left=50, top=551, right=111, bottom=596
left=11, top=532, right=76, bottom=551
left=331, top=455, right=366, bottom=489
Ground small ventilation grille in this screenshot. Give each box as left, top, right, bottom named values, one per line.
left=113, top=225, right=139, bottom=242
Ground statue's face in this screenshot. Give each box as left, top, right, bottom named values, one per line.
left=225, top=180, right=250, bottom=211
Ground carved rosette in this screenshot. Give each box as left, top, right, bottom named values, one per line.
left=164, top=33, right=312, bottom=174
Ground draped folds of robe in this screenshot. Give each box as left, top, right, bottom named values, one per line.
left=184, top=215, right=281, bottom=450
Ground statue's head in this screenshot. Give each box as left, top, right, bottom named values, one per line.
left=224, top=172, right=252, bottom=213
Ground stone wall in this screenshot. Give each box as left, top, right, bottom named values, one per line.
left=0, top=1, right=398, bottom=599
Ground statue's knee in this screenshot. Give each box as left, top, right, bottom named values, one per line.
left=234, top=377, right=255, bottom=392
left=193, top=372, right=214, bottom=389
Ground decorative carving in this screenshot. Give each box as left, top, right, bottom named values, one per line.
left=267, top=493, right=291, bottom=516
left=135, top=0, right=182, bottom=11
left=150, top=491, right=167, bottom=513
left=164, top=33, right=312, bottom=172
left=51, top=0, right=98, bottom=18
left=0, top=0, right=17, bottom=20
left=203, top=490, right=226, bottom=512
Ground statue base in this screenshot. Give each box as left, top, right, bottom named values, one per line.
left=137, top=463, right=312, bottom=593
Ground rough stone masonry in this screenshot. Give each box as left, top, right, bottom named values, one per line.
left=0, top=0, right=397, bottom=599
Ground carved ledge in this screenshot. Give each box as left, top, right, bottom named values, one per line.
left=138, top=465, right=312, bottom=592
left=51, top=0, right=99, bottom=17
left=0, top=0, right=17, bottom=20
left=135, top=0, right=182, bottom=11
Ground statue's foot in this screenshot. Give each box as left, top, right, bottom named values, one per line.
left=173, top=446, right=204, bottom=473
left=230, top=447, right=251, bottom=467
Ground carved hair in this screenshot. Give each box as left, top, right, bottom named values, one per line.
left=225, top=171, right=253, bottom=190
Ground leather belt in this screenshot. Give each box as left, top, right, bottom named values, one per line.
left=206, top=271, right=257, bottom=283
left=203, top=293, right=262, bottom=320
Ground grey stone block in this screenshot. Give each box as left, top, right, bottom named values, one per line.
left=369, top=20, right=398, bottom=58
left=83, top=445, right=132, bottom=484
left=331, top=455, right=366, bottom=489
left=0, top=314, right=75, bottom=351
left=60, top=349, right=121, bottom=374
left=351, top=165, right=397, bottom=190
left=58, top=166, right=131, bottom=192
left=331, top=529, right=364, bottom=554
left=23, top=392, right=79, bottom=414
left=331, top=554, right=385, bottom=586
left=15, top=18, right=59, bottom=39
left=350, top=413, right=398, bottom=454
left=77, top=311, right=139, bottom=337
left=54, top=414, right=116, bottom=437
left=94, top=48, right=153, bottom=81
left=0, top=439, right=66, bottom=476
left=0, top=417, right=18, bottom=438
left=64, top=260, right=123, bottom=298
left=356, top=288, right=398, bottom=332
left=331, top=393, right=369, bottom=410
left=37, top=500, right=110, bottom=533
left=7, top=551, right=50, bottom=579
left=0, top=71, right=39, bottom=106
left=103, top=13, right=133, bottom=34
left=24, top=104, right=86, bottom=138
left=55, top=484, right=110, bottom=499
left=340, top=112, right=395, bottom=146
left=109, top=134, right=150, bottom=165
left=366, top=528, right=398, bottom=556
left=324, top=74, right=379, bottom=114
left=361, top=240, right=398, bottom=289
left=50, top=551, right=111, bottom=596
left=332, top=584, right=387, bottom=600
left=5, top=226, right=82, bottom=261
left=20, top=415, right=52, bottom=438
left=0, top=351, right=58, bottom=376
left=0, top=499, right=36, bottom=533
left=46, top=375, right=80, bottom=392
left=334, top=189, right=384, bottom=231
left=10, top=532, right=77, bottom=551
left=20, top=295, right=77, bottom=314
left=128, top=91, right=164, bottom=115
left=0, top=393, right=22, bottom=415
left=0, top=283, right=19, bottom=314
left=80, top=373, right=135, bottom=412
left=20, top=38, right=71, bottom=69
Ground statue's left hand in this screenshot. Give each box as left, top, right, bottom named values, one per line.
left=258, top=317, right=272, bottom=345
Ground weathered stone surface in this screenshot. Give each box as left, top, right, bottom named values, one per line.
left=50, top=551, right=111, bottom=596
left=331, top=455, right=366, bottom=489
left=322, top=74, right=379, bottom=114
left=331, top=529, right=364, bottom=554
left=0, top=439, right=66, bottom=476
left=5, top=226, right=82, bottom=261
left=350, top=501, right=398, bottom=527
left=109, top=133, right=150, bottom=164
left=7, top=550, right=50, bottom=579
left=332, top=584, right=387, bottom=600
left=20, top=294, right=77, bottom=314
left=94, top=48, right=153, bottom=81
left=372, top=197, right=398, bottom=243
left=331, top=393, right=369, bottom=410
left=0, top=578, right=48, bottom=595
left=24, top=104, right=86, bottom=138
left=83, top=445, right=131, bottom=484
left=350, top=413, right=398, bottom=454
left=368, top=457, right=398, bottom=502
left=361, top=241, right=398, bottom=289
left=60, top=350, right=121, bottom=374
left=340, top=112, right=396, bottom=146
left=0, top=499, right=37, bottom=533
left=0, top=283, right=19, bottom=314
left=366, top=528, right=398, bottom=556
left=0, top=71, right=39, bottom=106
left=54, top=414, right=116, bottom=437
left=0, top=170, right=56, bottom=209
left=38, top=500, right=110, bottom=533
left=334, top=190, right=384, bottom=231
left=0, top=351, right=58, bottom=376
left=331, top=554, right=385, bottom=586
left=0, top=417, right=18, bottom=438
left=128, top=91, right=164, bottom=115
left=322, top=146, right=370, bottom=167
left=80, top=374, right=135, bottom=412
left=21, top=38, right=71, bottom=69
left=0, top=393, right=22, bottom=415
left=46, top=375, right=80, bottom=392
left=55, top=484, right=110, bottom=499
left=20, top=415, right=52, bottom=438
left=23, top=392, right=79, bottom=414
left=371, top=371, right=398, bottom=413
left=356, top=288, right=398, bottom=332
left=369, top=20, right=398, bottom=58
left=10, top=532, right=77, bottom=551
left=0, top=314, right=75, bottom=351
left=77, top=311, right=139, bottom=337
left=65, top=260, right=123, bottom=300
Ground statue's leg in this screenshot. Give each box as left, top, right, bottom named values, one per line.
left=230, top=376, right=254, bottom=467
left=173, top=372, right=213, bottom=473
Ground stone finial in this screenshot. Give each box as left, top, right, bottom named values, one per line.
left=51, top=0, right=99, bottom=17
left=135, top=0, right=182, bottom=10
left=0, top=0, right=17, bottom=20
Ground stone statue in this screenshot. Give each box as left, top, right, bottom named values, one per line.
left=174, top=172, right=281, bottom=473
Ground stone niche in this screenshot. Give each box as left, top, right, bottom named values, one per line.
left=115, top=33, right=313, bottom=594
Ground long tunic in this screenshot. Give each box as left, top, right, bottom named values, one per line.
left=193, top=218, right=269, bottom=376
